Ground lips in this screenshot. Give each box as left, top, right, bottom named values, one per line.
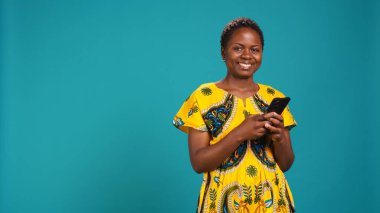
left=238, top=62, right=252, bottom=70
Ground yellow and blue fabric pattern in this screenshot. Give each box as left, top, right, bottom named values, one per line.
left=173, top=82, right=297, bottom=213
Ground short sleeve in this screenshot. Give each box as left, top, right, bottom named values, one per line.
left=273, top=88, right=297, bottom=130
left=282, top=106, right=297, bottom=130
left=172, top=91, right=208, bottom=134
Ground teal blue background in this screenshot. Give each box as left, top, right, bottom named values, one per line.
left=1, top=0, right=379, bottom=212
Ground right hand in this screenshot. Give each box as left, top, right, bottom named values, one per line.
left=234, top=114, right=268, bottom=141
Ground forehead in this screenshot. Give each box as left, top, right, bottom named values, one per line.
left=228, top=27, right=262, bottom=45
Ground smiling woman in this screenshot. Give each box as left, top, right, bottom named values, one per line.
left=222, top=27, right=263, bottom=81
left=173, top=18, right=297, bottom=213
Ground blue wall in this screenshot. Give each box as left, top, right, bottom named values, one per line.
left=372, top=0, right=380, bottom=210
left=1, top=0, right=378, bottom=212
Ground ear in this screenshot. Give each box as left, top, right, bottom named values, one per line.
left=221, top=47, right=226, bottom=61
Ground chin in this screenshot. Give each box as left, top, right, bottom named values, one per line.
left=228, top=67, right=259, bottom=79
left=240, top=69, right=257, bottom=78
left=233, top=73, right=253, bottom=79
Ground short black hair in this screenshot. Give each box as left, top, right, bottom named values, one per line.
left=220, top=17, right=264, bottom=50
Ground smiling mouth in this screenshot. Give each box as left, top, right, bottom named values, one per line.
left=238, top=62, right=252, bottom=70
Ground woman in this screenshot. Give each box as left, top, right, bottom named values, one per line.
left=173, top=17, right=297, bottom=213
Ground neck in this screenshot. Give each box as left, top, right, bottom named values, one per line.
left=221, top=75, right=257, bottom=92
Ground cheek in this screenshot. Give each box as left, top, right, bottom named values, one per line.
left=225, top=55, right=238, bottom=66
left=227, top=60, right=235, bottom=68
left=255, top=54, right=263, bottom=62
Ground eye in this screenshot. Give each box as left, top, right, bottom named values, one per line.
left=233, top=46, right=243, bottom=52
left=251, top=48, right=260, bottom=53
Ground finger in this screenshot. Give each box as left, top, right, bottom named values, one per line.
left=264, top=122, right=273, bottom=131
left=264, top=122, right=281, bottom=134
left=253, top=124, right=266, bottom=134
left=257, top=127, right=267, bottom=134
left=254, top=114, right=266, bottom=121
left=249, top=115, right=266, bottom=123
left=271, top=112, right=284, bottom=122
left=263, top=113, right=273, bottom=120
left=255, top=128, right=267, bottom=138
left=264, top=112, right=284, bottom=122
left=269, top=117, right=284, bottom=127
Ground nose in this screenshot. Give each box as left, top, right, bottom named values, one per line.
left=241, top=48, right=252, bottom=59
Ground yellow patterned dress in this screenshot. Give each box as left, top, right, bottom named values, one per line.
left=173, top=82, right=297, bottom=213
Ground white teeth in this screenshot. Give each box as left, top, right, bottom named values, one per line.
left=239, top=63, right=251, bottom=69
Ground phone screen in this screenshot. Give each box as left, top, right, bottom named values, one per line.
left=266, top=97, right=290, bottom=114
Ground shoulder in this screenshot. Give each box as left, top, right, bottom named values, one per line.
left=257, top=83, right=286, bottom=98
left=186, top=82, right=217, bottom=100
left=187, top=82, right=226, bottom=110
left=193, top=82, right=215, bottom=96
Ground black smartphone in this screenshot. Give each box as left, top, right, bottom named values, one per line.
left=266, top=97, right=290, bottom=114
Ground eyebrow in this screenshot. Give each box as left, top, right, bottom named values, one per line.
left=233, top=43, right=261, bottom=47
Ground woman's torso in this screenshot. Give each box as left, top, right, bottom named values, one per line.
left=174, top=82, right=297, bottom=213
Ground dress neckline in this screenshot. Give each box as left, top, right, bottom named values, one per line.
left=212, top=82, right=261, bottom=101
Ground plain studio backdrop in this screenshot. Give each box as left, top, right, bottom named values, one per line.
left=1, top=0, right=379, bottom=212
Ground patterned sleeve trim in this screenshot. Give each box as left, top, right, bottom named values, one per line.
left=173, top=88, right=208, bottom=134
left=261, top=84, right=297, bottom=130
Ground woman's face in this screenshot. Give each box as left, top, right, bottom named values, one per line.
left=222, top=27, right=263, bottom=79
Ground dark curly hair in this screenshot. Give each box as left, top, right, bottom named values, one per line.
left=220, top=17, right=264, bottom=51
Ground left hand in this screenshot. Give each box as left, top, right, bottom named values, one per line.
left=263, top=112, right=286, bottom=143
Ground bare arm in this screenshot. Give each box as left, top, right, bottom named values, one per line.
left=188, top=128, right=243, bottom=173
left=188, top=114, right=268, bottom=173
